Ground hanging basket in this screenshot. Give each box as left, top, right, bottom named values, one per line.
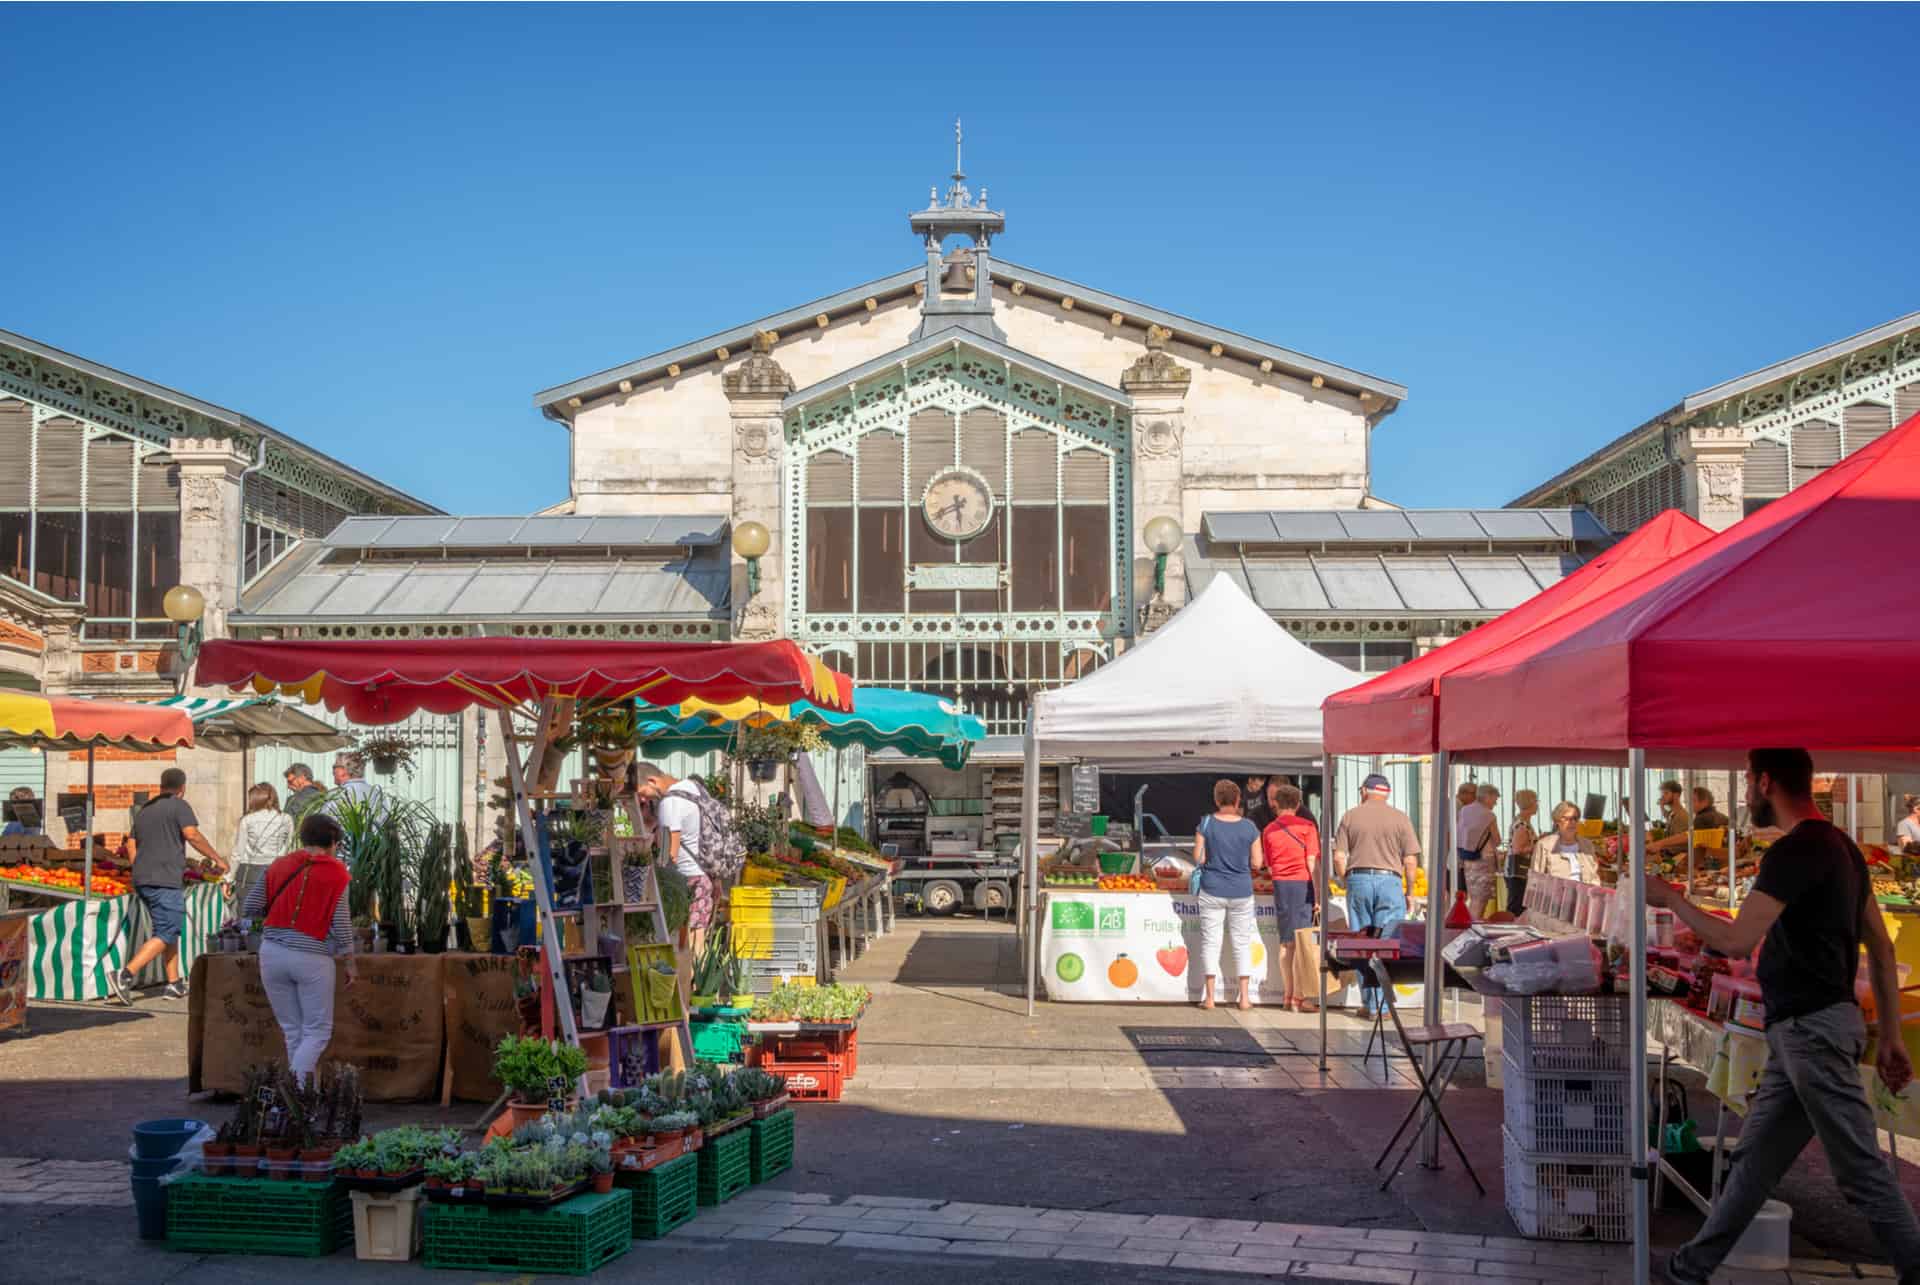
left=747, top=759, right=780, bottom=783
left=372, top=756, right=400, bottom=777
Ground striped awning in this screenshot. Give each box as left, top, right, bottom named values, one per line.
left=145, top=695, right=350, bottom=754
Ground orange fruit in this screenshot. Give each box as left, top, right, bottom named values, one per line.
left=1108, top=955, right=1139, bottom=988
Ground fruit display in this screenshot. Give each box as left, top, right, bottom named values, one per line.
left=1096, top=874, right=1155, bottom=892
left=0, top=863, right=129, bottom=897
left=1045, top=872, right=1098, bottom=887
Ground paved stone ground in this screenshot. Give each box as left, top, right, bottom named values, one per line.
left=1, top=912, right=1916, bottom=1282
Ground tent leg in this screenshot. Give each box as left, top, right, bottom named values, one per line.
left=1422, top=749, right=1449, bottom=1167
left=1629, top=748, right=1650, bottom=1285
left=83, top=747, right=95, bottom=900
left=1318, top=756, right=1333, bottom=1073
left=1022, top=717, right=1040, bottom=1018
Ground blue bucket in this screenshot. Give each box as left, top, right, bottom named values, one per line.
left=131, top=1118, right=205, bottom=1160
left=131, top=1173, right=170, bottom=1240
left=130, top=1154, right=181, bottom=1180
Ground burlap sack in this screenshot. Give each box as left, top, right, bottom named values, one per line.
left=442, top=951, right=521, bottom=1102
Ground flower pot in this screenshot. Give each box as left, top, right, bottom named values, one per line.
left=464, top=917, right=491, bottom=954
left=265, top=1146, right=298, bottom=1180
left=656, top=1127, right=686, bottom=1144
left=303, top=1144, right=337, bottom=1180
left=505, top=1099, right=560, bottom=1130
left=590, top=1172, right=614, bottom=1194
left=201, top=1141, right=234, bottom=1176
left=356, top=1167, right=381, bottom=1180
left=372, top=756, right=400, bottom=777
left=230, top=1144, right=263, bottom=1176
left=747, top=758, right=780, bottom=782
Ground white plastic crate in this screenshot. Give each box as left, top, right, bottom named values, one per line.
left=1499, top=994, right=1629, bottom=1074
left=1501, top=1055, right=1631, bottom=1156
left=1502, top=1129, right=1632, bottom=1243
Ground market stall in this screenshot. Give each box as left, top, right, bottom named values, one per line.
left=1430, top=410, right=1920, bottom=1283
left=195, top=636, right=853, bottom=1107
left=1021, top=575, right=1358, bottom=1014
left=0, top=693, right=206, bottom=1005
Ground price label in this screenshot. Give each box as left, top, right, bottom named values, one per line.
left=546, top=1074, right=570, bottom=1113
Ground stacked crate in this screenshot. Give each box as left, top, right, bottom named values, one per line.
left=730, top=885, right=820, bottom=991
left=1499, top=995, right=1633, bottom=1243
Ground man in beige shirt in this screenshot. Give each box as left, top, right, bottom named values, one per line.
left=1334, top=773, right=1422, bottom=1016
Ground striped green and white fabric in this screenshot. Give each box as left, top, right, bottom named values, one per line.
left=27, top=882, right=227, bottom=1000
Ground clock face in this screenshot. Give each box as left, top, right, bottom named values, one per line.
left=921, top=467, right=994, bottom=541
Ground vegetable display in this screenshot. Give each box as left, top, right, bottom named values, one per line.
left=749, top=982, right=870, bottom=1023
left=0, top=864, right=129, bottom=896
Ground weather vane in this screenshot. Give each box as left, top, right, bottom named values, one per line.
left=954, top=116, right=964, bottom=180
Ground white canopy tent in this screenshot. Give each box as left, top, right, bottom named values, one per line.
left=1020, top=575, right=1359, bottom=1014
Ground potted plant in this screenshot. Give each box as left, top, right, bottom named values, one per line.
left=650, top=1110, right=695, bottom=1144
left=203, top=1120, right=237, bottom=1176
left=357, top=732, right=418, bottom=777
left=424, top=1154, right=468, bottom=1194
left=492, top=1035, right=589, bottom=1127
left=588, top=1144, right=614, bottom=1194
left=415, top=822, right=454, bottom=954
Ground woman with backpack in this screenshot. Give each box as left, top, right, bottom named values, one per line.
left=239, top=812, right=356, bottom=1082
left=1261, top=782, right=1321, bottom=1013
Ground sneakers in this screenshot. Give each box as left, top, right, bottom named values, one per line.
left=163, top=980, right=189, bottom=1001
left=107, top=968, right=136, bottom=1006
left=1652, top=1252, right=1707, bottom=1285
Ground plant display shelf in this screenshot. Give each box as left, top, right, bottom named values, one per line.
left=750, top=1108, right=796, bottom=1182
left=421, top=1188, right=631, bottom=1276
left=696, top=1122, right=753, bottom=1207
left=617, top=1150, right=699, bottom=1239
left=165, top=1173, right=352, bottom=1257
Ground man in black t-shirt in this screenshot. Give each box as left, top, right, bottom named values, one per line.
left=110, top=768, right=227, bottom=1005
left=1646, top=749, right=1919, bottom=1285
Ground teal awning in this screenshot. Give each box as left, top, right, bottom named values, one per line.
left=637, top=687, right=986, bottom=770
left=144, top=695, right=351, bottom=754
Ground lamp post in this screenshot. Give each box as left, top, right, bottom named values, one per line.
left=1142, top=515, right=1182, bottom=597
left=164, top=584, right=205, bottom=695
left=732, top=520, right=771, bottom=598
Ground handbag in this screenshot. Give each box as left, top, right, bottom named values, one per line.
left=1190, top=819, right=1210, bottom=895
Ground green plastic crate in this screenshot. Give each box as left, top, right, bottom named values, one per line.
left=750, top=1108, right=795, bottom=1184
left=691, top=1018, right=747, bottom=1064
left=617, top=1151, right=698, bottom=1239
left=697, top=1125, right=753, bottom=1207
left=165, top=1174, right=351, bottom=1257
left=421, top=1190, right=630, bottom=1276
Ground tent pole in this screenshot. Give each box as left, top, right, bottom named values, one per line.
left=1022, top=715, right=1040, bottom=1018
left=1628, top=747, right=1650, bottom=1285
left=1318, top=755, right=1333, bottom=1073
left=1728, top=768, right=1740, bottom=911
left=83, top=746, right=95, bottom=899
left=1685, top=768, right=1694, bottom=901
left=1421, top=749, right=1448, bottom=1167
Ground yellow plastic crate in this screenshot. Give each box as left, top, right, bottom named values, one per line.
left=820, top=876, right=847, bottom=910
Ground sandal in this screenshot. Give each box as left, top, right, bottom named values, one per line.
left=1295, top=999, right=1319, bottom=1014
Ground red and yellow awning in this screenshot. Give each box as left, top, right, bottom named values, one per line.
left=0, top=692, right=195, bottom=751
left=194, top=638, right=852, bottom=725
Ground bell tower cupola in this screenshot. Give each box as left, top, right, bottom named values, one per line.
left=909, top=119, right=1006, bottom=342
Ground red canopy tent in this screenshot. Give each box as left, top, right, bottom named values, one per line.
left=195, top=637, right=853, bottom=723
left=1438, top=411, right=1920, bottom=762
left=1431, top=410, right=1920, bottom=1285
left=1323, top=510, right=1714, bottom=755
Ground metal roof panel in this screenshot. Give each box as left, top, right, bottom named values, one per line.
left=1380, top=556, right=1478, bottom=611
left=304, top=568, right=411, bottom=617
left=1201, top=512, right=1278, bottom=543
left=1313, top=560, right=1403, bottom=611
left=1402, top=510, right=1487, bottom=540
left=1335, top=511, right=1418, bottom=541
left=447, top=567, right=546, bottom=616
left=1266, top=512, right=1351, bottom=542
left=1241, top=561, right=1330, bottom=612
left=1457, top=555, right=1557, bottom=609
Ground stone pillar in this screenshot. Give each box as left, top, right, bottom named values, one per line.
left=1121, top=326, right=1191, bottom=631
left=168, top=437, right=252, bottom=845
left=724, top=333, right=794, bottom=641
left=1675, top=424, right=1747, bottom=532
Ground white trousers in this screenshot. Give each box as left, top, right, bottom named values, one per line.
left=260, top=940, right=336, bottom=1079
left=1196, top=892, right=1255, bottom=980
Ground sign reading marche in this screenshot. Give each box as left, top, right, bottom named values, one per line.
left=904, top=563, right=1000, bottom=592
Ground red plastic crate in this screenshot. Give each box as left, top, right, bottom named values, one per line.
left=758, top=1053, right=845, bottom=1103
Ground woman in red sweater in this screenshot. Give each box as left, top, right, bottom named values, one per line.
left=240, top=813, right=357, bottom=1081
left=1260, top=782, right=1321, bottom=1012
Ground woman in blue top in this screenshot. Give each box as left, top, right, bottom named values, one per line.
left=1193, top=779, right=1264, bottom=1010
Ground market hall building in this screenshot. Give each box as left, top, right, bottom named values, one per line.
left=0, top=329, right=437, bottom=850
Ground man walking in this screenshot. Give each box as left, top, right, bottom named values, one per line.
left=1332, top=773, right=1421, bottom=1015
left=1648, top=749, right=1919, bottom=1285
left=282, top=763, right=324, bottom=820
left=111, top=768, right=227, bottom=1004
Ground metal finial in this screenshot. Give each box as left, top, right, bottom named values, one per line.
left=953, top=116, right=964, bottom=180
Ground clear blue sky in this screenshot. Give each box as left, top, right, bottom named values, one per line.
left=5, top=3, right=1914, bottom=516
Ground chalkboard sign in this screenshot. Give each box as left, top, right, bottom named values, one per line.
left=1070, top=765, right=1100, bottom=816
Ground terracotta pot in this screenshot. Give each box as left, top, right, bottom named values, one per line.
left=655, top=1127, right=685, bottom=1144
left=265, top=1146, right=298, bottom=1181
left=201, top=1142, right=233, bottom=1176
left=505, top=1098, right=571, bottom=1130
left=590, top=1172, right=613, bottom=1194
left=230, top=1143, right=263, bottom=1173
left=356, top=1167, right=381, bottom=1180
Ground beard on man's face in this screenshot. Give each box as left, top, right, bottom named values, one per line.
left=1749, top=790, right=1776, bottom=829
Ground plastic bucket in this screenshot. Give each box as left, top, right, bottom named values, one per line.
left=130, top=1156, right=180, bottom=1240
left=131, top=1119, right=205, bottom=1160
left=1089, top=814, right=1108, bottom=836
left=1725, top=1199, right=1791, bottom=1270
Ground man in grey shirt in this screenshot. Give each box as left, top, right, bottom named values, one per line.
left=112, top=767, right=226, bottom=1004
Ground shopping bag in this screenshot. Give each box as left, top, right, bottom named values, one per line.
left=1294, top=926, right=1351, bottom=1000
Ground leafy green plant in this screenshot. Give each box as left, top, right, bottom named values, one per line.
left=728, top=800, right=785, bottom=854
left=492, top=1035, right=590, bottom=1101
left=654, top=862, right=691, bottom=933
left=689, top=928, right=739, bottom=999
left=415, top=822, right=454, bottom=951
left=730, top=1068, right=788, bottom=1103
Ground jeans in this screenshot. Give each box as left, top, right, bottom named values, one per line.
left=135, top=885, right=185, bottom=946
left=1344, top=870, right=1405, bottom=1013
left=1671, top=1003, right=1920, bottom=1283
left=1196, top=892, right=1255, bottom=981
left=260, top=940, right=338, bottom=1080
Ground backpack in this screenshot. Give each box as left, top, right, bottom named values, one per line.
left=666, top=781, right=746, bottom=884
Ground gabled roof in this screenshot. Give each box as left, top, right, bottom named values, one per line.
left=1509, top=309, right=1920, bottom=507
left=783, top=329, right=1130, bottom=414
left=533, top=261, right=1406, bottom=415
left=0, top=328, right=440, bottom=514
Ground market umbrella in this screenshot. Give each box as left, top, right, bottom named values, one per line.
left=141, top=694, right=351, bottom=754
left=195, top=637, right=854, bottom=722
left=636, top=687, right=987, bottom=770
left=1433, top=411, right=1920, bottom=1285
left=0, top=693, right=195, bottom=898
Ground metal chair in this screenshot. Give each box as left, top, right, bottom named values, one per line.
left=1368, top=957, right=1486, bottom=1195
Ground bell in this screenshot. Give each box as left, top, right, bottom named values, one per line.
left=941, top=252, right=976, bottom=292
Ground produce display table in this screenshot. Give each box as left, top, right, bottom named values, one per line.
left=1038, top=888, right=1381, bottom=1006
left=188, top=950, right=521, bottom=1102
left=20, top=880, right=225, bottom=1001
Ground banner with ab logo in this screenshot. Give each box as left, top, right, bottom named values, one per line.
left=1050, top=901, right=1124, bottom=935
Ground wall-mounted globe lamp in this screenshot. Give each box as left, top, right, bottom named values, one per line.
left=164, top=584, right=206, bottom=664
left=1142, top=516, right=1183, bottom=597
left=732, top=521, right=771, bottom=598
